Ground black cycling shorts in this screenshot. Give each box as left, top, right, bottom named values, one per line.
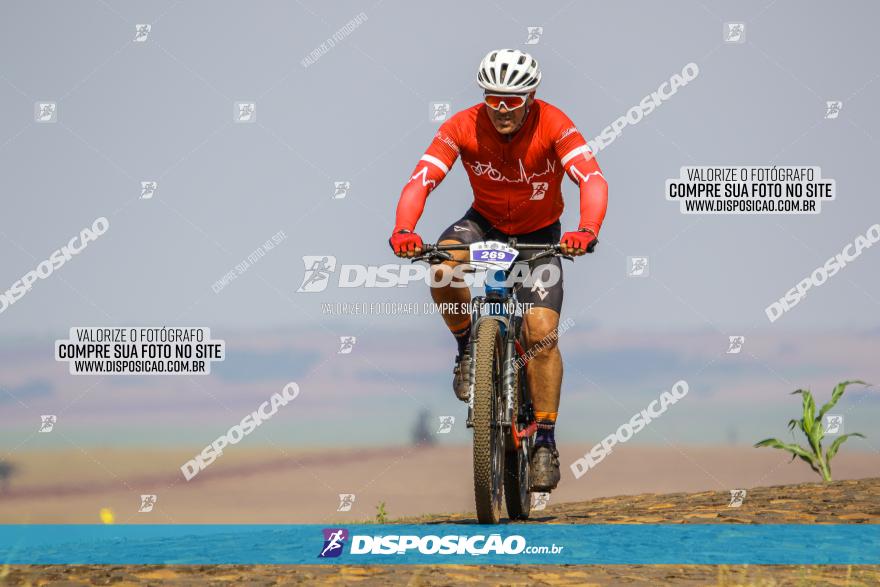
left=437, top=208, right=563, bottom=314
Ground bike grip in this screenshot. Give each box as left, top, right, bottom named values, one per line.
left=587, top=238, right=599, bottom=253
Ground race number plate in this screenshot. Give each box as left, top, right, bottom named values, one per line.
left=469, top=241, right=519, bottom=270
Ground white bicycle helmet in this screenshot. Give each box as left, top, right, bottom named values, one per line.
left=477, top=49, right=541, bottom=93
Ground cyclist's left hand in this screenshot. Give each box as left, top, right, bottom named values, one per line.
left=560, top=229, right=598, bottom=256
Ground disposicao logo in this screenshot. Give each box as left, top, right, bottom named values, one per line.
left=319, top=528, right=349, bottom=558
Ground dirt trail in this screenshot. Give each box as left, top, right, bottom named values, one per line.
left=4, top=478, right=879, bottom=586
left=405, top=477, right=880, bottom=525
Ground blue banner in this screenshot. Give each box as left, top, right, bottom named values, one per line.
left=1, top=524, right=877, bottom=565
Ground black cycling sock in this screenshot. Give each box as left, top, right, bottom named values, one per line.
left=535, top=421, right=556, bottom=448
left=452, top=325, right=470, bottom=357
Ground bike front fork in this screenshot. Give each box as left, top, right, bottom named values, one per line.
left=465, top=319, right=517, bottom=431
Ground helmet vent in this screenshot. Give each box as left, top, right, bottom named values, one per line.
left=476, top=49, right=541, bottom=92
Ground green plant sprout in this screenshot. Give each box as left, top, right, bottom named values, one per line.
left=755, top=380, right=867, bottom=482
left=375, top=501, right=388, bottom=524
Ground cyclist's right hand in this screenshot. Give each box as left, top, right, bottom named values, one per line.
left=389, top=229, right=423, bottom=257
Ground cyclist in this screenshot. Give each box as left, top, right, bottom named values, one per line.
left=389, top=49, right=608, bottom=491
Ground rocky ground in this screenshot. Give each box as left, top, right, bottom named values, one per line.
left=4, top=478, right=879, bottom=586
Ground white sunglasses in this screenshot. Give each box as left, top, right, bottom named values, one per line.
left=483, top=93, right=529, bottom=111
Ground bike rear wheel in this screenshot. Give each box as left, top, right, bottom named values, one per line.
left=504, top=350, right=531, bottom=520
left=472, top=318, right=505, bottom=524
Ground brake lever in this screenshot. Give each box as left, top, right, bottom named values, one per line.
left=526, top=250, right=554, bottom=263
left=410, top=250, right=452, bottom=263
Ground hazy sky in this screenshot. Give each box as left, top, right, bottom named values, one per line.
left=1, top=0, right=878, bottom=340
left=1, top=2, right=879, bottom=456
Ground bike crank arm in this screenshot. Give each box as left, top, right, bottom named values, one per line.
left=510, top=421, right=537, bottom=450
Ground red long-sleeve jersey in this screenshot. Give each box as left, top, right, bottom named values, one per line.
left=394, top=99, right=607, bottom=235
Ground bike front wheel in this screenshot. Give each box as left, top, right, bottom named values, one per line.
left=471, top=318, right=505, bottom=524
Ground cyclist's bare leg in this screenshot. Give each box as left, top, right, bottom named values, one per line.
left=431, top=239, right=474, bottom=401
left=429, top=239, right=471, bottom=331
left=522, top=306, right=562, bottom=413
left=523, top=305, right=563, bottom=490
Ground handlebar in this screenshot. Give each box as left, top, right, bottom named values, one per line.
left=410, top=241, right=595, bottom=264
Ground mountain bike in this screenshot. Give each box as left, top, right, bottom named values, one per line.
left=414, top=240, right=574, bottom=524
